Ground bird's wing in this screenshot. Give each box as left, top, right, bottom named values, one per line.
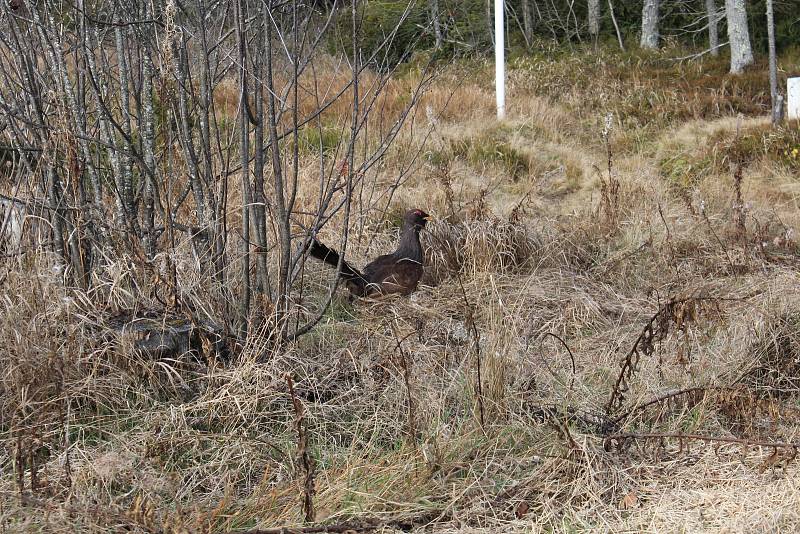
left=362, top=254, right=423, bottom=295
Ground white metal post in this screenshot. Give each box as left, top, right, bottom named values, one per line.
left=495, top=0, right=505, bottom=119
left=789, top=78, right=800, bottom=120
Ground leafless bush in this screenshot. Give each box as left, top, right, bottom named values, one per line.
left=0, top=0, right=435, bottom=343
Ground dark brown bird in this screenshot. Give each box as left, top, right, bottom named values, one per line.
left=309, top=209, right=430, bottom=298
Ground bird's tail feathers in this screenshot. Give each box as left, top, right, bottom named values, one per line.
left=308, top=239, right=366, bottom=287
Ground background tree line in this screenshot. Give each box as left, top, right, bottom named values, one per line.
left=343, top=1, right=798, bottom=68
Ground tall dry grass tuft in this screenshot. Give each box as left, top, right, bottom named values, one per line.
left=425, top=217, right=542, bottom=283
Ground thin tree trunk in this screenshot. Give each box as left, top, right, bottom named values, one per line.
left=46, top=165, right=67, bottom=264
left=607, top=0, right=625, bottom=51
left=114, top=26, right=135, bottom=229
left=640, top=0, right=660, bottom=49
left=588, top=0, right=600, bottom=40
left=196, top=0, right=223, bottom=280
left=73, top=0, right=102, bottom=212
left=725, top=0, right=754, bottom=74
left=522, top=0, right=534, bottom=48
left=766, top=0, right=782, bottom=124
left=236, top=0, right=251, bottom=337
left=251, top=6, right=270, bottom=295
left=265, top=6, right=292, bottom=326
left=567, top=0, right=582, bottom=43
left=487, top=0, right=493, bottom=45
left=141, top=19, right=157, bottom=257
left=173, top=34, right=208, bottom=227
left=430, top=0, right=443, bottom=50
left=81, top=27, right=104, bottom=209
left=705, top=0, right=719, bottom=56
left=89, top=27, right=125, bottom=224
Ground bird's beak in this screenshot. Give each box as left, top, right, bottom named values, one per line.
left=423, top=214, right=433, bottom=222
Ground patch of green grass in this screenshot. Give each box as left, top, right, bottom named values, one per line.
left=706, top=121, right=800, bottom=171
left=681, top=405, right=706, bottom=433
left=422, top=147, right=452, bottom=167
left=323, top=296, right=357, bottom=322
left=451, top=131, right=530, bottom=181
left=295, top=123, right=345, bottom=156
left=661, top=121, right=800, bottom=189
left=658, top=151, right=714, bottom=190
left=469, top=140, right=529, bottom=180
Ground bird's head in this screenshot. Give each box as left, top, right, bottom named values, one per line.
left=404, top=208, right=431, bottom=231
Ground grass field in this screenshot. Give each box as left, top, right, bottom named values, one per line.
left=2, top=44, right=800, bottom=532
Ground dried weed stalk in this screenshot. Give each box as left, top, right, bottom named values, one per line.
left=286, top=374, right=315, bottom=523
left=606, top=296, right=720, bottom=414
left=390, top=323, right=418, bottom=449
left=597, top=113, right=621, bottom=230
left=732, top=162, right=747, bottom=239
left=457, top=274, right=486, bottom=430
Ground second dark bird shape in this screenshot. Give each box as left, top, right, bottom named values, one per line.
left=308, top=209, right=431, bottom=298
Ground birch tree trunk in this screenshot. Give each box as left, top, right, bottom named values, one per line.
left=430, top=0, right=443, bottom=50
left=114, top=27, right=135, bottom=227
left=766, top=0, right=782, bottom=123
left=705, top=0, right=719, bottom=56
left=141, top=3, right=158, bottom=258
left=522, top=0, right=534, bottom=47
left=725, top=0, right=754, bottom=74
left=486, top=0, right=493, bottom=45
left=588, top=0, right=600, bottom=39
left=640, top=0, right=660, bottom=49
left=608, top=0, right=625, bottom=51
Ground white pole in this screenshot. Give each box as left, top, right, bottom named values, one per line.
left=789, top=77, right=800, bottom=121
left=495, top=0, right=505, bottom=119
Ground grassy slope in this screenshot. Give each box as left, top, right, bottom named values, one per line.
left=3, top=45, right=800, bottom=532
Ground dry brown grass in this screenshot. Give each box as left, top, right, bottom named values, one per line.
left=4, top=46, right=800, bottom=533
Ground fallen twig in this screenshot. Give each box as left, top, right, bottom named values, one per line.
left=605, top=431, right=800, bottom=455
left=237, top=507, right=449, bottom=533
left=611, top=386, right=720, bottom=425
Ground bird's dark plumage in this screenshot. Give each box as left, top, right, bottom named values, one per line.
left=309, top=209, right=430, bottom=298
